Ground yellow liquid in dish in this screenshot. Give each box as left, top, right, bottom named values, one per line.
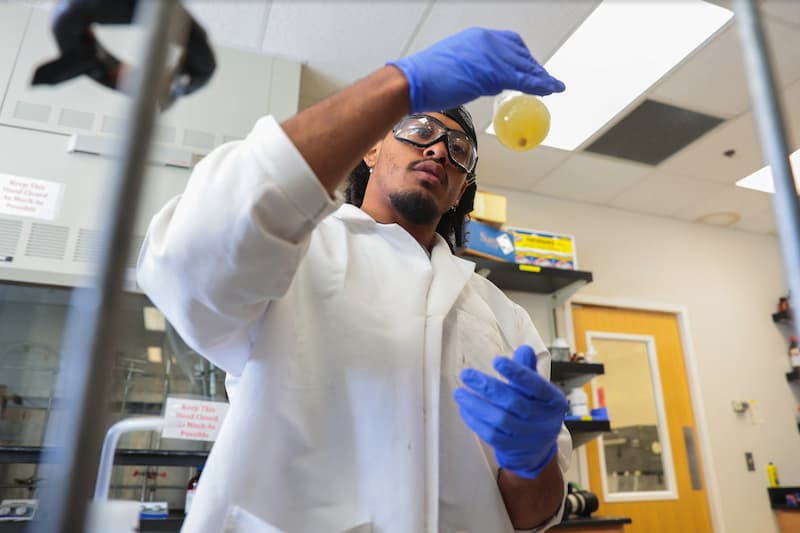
left=493, top=94, right=550, bottom=151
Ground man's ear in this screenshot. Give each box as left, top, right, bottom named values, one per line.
left=363, top=140, right=383, bottom=169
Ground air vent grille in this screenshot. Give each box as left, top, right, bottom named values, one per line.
left=14, top=100, right=51, bottom=123
left=58, top=108, right=94, bottom=130
left=73, top=229, right=103, bottom=263
left=585, top=99, right=724, bottom=165
left=25, top=223, right=68, bottom=259
left=0, top=218, right=23, bottom=258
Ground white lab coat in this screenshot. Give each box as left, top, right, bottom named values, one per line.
left=137, top=116, right=571, bottom=533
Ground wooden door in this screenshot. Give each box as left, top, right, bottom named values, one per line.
left=572, top=304, right=713, bottom=533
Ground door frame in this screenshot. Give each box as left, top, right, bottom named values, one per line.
left=563, top=294, right=725, bottom=533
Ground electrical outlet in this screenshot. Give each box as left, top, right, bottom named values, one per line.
left=745, top=452, right=755, bottom=472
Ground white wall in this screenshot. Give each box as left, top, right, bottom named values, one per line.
left=486, top=185, right=798, bottom=533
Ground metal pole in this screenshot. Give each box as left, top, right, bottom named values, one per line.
left=30, top=1, right=179, bottom=531
left=734, top=0, right=800, bottom=341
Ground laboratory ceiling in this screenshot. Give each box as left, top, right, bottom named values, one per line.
left=11, top=0, right=800, bottom=235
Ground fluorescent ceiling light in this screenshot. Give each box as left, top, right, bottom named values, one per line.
left=736, top=150, right=800, bottom=193
left=487, top=1, right=733, bottom=151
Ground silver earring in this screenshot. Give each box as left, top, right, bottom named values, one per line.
left=368, top=167, right=373, bottom=174
left=450, top=205, right=457, bottom=212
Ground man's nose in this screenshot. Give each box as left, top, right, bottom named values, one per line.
left=423, top=139, right=449, bottom=162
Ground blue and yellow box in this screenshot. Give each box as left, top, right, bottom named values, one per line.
left=463, top=219, right=515, bottom=262
left=507, top=226, right=577, bottom=270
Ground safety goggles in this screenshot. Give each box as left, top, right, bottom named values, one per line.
left=393, top=114, right=478, bottom=184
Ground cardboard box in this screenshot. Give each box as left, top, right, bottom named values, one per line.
left=470, top=190, right=507, bottom=226
left=463, top=219, right=515, bottom=262
left=507, top=226, right=577, bottom=270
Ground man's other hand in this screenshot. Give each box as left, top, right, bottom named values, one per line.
left=454, top=344, right=567, bottom=479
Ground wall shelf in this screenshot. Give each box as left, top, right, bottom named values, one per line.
left=0, top=516, right=184, bottom=532
left=0, top=446, right=207, bottom=467
left=552, top=363, right=610, bottom=446
left=773, top=310, right=793, bottom=325
left=768, top=487, right=800, bottom=509
left=565, top=420, right=611, bottom=447
left=461, top=255, right=593, bottom=296
left=551, top=361, right=605, bottom=390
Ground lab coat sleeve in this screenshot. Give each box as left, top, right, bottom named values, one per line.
left=137, top=115, right=338, bottom=376
left=511, top=302, right=572, bottom=533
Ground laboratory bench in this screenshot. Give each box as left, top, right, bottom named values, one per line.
left=0, top=514, right=634, bottom=532
left=768, top=486, right=800, bottom=533
left=553, top=516, right=632, bottom=532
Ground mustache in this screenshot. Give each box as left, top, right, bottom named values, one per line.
left=408, top=157, right=449, bottom=185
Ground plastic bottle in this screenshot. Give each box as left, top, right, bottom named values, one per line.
left=767, top=462, right=780, bottom=488
left=185, top=465, right=203, bottom=515
left=568, top=387, right=589, bottom=417
left=492, top=91, right=550, bottom=151
left=790, top=336, right=800, bottom=369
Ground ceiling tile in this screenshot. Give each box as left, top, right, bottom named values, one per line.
left=658, top=112, right=764, bottom=184
left=735, top=207, right=776, bottom=234
left=607, top=171, right=728, bottom=216
left=652, top=16, right=800, bottom=118
left=780, top=78, right=800, bottom=142
left=407, top=1, right=599, bottom=61
left=185, top=1, right=271, bottom=51
left=762, top=1, right=800, bottom=26
left=673, top=185, right=772, bottom=222
left=463, top=97, right=496, bottom=138
left=0, top=1, right=54, bottom=9
left=531, top=152, right=650, bottom=204
left=475, top=135, right=570, bottom=191
left=261, top=2, right=428, bottom=91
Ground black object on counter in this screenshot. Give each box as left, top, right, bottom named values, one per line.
left=563, top=482, right=599, bottom=518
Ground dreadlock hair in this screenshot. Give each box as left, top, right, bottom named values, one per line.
left=344, top=160, right=476, bottom=253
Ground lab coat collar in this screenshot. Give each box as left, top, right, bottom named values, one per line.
left=333, top=203, right=475, bottom=316
left=333, top=202, right=376, bottom=228
left=428, top=233, right=475, bottom=317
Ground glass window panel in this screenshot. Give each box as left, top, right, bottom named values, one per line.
left=0, top=280, right=221, bottom=508
left=592, top=337, right=672, bottom=495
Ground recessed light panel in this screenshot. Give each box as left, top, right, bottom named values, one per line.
left=736, top=150, right=800, bottom=194
left=495, top=1, right=733, bottom=151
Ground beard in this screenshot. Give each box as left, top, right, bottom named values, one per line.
left=389, top=189, right=441, bottom=225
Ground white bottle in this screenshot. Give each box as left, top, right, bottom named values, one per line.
left=568, top=388, right=589, bottom=417
left=185, top=466, right=203, bottom=515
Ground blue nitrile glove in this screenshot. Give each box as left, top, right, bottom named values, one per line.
left=387, top=27, right=565, bottom=114
left=454, top=344, right=568, bottom=479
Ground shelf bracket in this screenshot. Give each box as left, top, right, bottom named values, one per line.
left=547, top=279, right=587, bottom=342
left=550, top=279, right=588, bottom=309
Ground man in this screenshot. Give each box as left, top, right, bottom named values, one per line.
left=138, top=27, right=571, bottom=532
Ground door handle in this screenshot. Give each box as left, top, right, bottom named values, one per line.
left=683, top=426, right=703, bottom=490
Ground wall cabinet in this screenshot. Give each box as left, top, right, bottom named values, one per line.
left=0, top=3, right=302, bottom=289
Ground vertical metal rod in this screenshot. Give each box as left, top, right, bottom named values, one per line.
left=735, top=0, right=800, bottom=342
left=30, top=1, right=178, bottom=531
